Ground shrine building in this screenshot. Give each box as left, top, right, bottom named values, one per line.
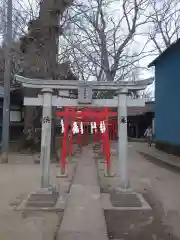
left=148, top=39, right=180, bottom=156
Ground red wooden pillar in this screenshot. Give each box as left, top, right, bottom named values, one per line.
left=91, top=122, right=96, bottom=144
left=114, top=119, right=118, bottom=139
left=97, top=127, right=101, bottom=142
left=68, top=122, right=73, bottom=156
left=98, top=120, right=102, bottom=141
left=94, top=121, right=100, bottom=143
left=104, top=108, right=111, bottom=172
left=112, top=120, right=115, bottom=140
left=83, top=123, right=88, bottom=145
left=101, top=130, right=105, bottom=155
left=86, top=123, right=89, bottom=145
left=77, top=131, right=81, bottom=146
left=61, top=115, right=68, bottom=171
left=104, top=120, right=110, bottom=169
left=109, top=122, right=112, bottom=140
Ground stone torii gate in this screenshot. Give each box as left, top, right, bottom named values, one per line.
left=15, top=75, right=153, bottom=190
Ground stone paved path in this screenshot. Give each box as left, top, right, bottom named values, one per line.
left=58, top=146, right=108, bottom=240
left=135, top=142, right=180, bottom=168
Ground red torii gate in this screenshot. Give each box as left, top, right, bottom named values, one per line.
left=56, top=107, right=118, bottom=174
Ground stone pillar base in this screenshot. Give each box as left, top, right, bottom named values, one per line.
left=1, top=152, right=8, bottom=164
left=25, top=188, right=59, bottom=208
left=56, top=165, right=68, bottom=178
left=104, top=167, right=115, bottom=177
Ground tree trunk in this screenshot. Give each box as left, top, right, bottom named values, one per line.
left=19, top=0, right=73, bottom=150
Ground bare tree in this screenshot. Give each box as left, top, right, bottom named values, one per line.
left=0, top=0, right=40, bottom=84
left=140, top=88, right=154, bottom=101
left=59, top=0, right=154, bottom=82
left=0, top=0, right=40, bottom=42
left=148, top=0, right=180, bottom=54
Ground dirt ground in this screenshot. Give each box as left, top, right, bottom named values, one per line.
left=103, top=190, right=179, bottom=240
left=96, top=141, right=180, bottom=240
left=0, top=153, right=77, bottom=240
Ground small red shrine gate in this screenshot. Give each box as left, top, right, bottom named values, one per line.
left=56, top=107, right=118, bottom=174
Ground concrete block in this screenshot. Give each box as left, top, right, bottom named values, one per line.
left=101, top=192, right=151, bottom=211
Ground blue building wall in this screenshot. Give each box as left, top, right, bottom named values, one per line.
left=155, top=43, right=180, bottom=145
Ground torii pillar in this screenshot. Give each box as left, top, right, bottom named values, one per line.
left=40, top=88, right=53, bottom=188
left=117, top=88, right=129, bottom=189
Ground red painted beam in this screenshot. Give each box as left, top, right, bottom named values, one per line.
left=56, top=111, right=117, bottom=119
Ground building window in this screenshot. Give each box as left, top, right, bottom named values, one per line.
left=10, top=110, right=21, bottom=122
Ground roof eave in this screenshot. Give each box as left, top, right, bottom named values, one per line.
left=148, top=39, right=180, bottom=68
left=147, top=59, right=157, bottom=68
